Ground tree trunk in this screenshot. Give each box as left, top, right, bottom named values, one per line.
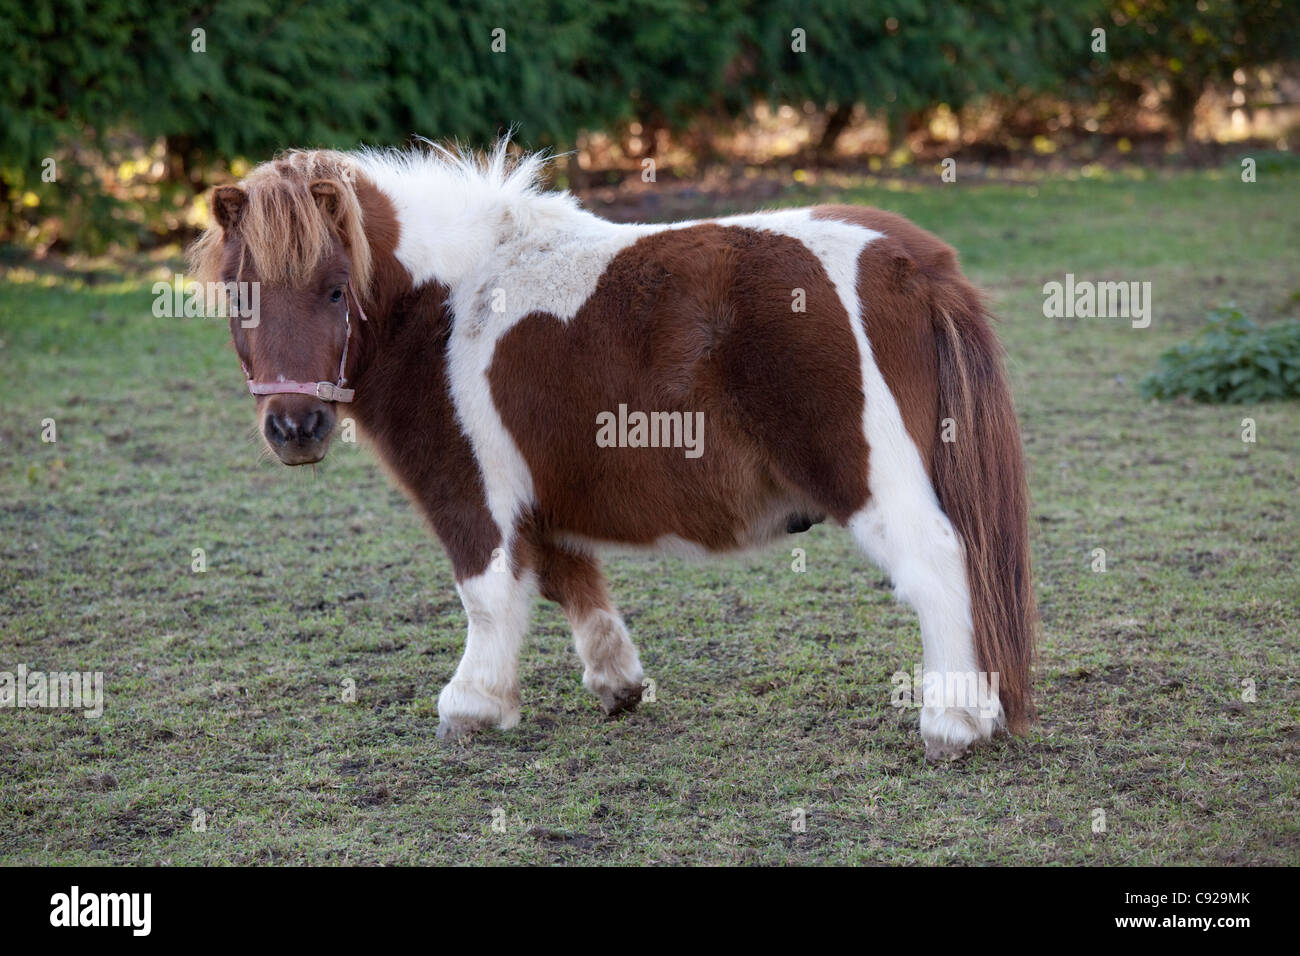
left=816, top=103, right=854, bottom=161
left=1167, top=77, right=1202, bottom=151
left=164, top=134, right=206, bottom=191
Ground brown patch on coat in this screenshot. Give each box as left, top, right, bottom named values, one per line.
left=487, top=224, right=871, bottom=552
left=346, top=177, right=501, bottom=580
left=514, top=512, right=609, bottom=618
left=812, top=205, right=958, bottom=474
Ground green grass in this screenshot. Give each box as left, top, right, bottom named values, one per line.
left=1, top=167, right=1298, bottom=865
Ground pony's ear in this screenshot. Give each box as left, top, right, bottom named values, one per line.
left=310, top=179, right=346, bottom=225
left=212, top=185, right=248, bottom=232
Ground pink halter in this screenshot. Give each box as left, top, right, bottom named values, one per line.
left=241, top=285, right=368, bottom=403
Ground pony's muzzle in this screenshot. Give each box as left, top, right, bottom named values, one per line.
left=262, top=397, right=336, bottom=465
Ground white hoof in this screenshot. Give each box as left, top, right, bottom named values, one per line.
left=436, top=679, right=520, bottom=740
left=920, top=704, right=1001, bottom=762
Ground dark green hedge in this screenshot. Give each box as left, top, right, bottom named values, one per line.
left=3, top=0, right=1297, bottom=248
left=1, top=0, right=1100, bottom=172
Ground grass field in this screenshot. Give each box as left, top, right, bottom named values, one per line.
left=1, top=164, right=1297, bottom=865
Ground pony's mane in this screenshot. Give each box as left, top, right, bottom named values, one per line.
left=188, top=149, right=373, bottom=294
left=189, top=140, right=559, bottom=294
left=354, top=138, right=554, bottom=215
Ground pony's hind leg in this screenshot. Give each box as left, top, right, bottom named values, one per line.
left=849, top=499, right=1002, bottom=761
left=535, top=544, right=645, bottom=716
left=436, top=566, right=537, bottom=739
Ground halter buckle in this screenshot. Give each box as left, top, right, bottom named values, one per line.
left=315, top=382, right=352, bottom=402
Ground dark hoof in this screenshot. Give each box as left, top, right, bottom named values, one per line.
left=436, top=716, right=487, bottom=743
left=599, top=684, right=643, bottom=718
left=924, top=739, right=972, bottom=763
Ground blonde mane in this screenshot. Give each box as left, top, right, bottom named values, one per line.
left=189, top=150, right=374, bottom=295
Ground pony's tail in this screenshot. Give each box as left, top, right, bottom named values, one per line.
left=930, top=286, right=1037, bottom=734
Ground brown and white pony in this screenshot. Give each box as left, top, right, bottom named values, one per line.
left=190, top=143, right=1036, bottom=760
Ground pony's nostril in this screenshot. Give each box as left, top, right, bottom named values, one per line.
left=306, top=410, right=331, bottom=442
left=266, top=410, right=328, bottom=447
left=265, top=414, right=289, bottom=446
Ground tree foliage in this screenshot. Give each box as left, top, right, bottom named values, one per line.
left=1098, top=0, right=1300, bottom=138
left=1, top=0, right=1294, bottom=246
left=745, top=1, right=1100, bottom=124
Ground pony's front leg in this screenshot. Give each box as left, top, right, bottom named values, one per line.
left=534, top=544, right=645, bottom=716
left=436, top=566, right=537, bottom=739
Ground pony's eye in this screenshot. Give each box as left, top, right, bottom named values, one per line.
left=330, top=288, right=344, bottom=303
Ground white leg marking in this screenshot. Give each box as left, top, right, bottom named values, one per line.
left=850, top=504, right=1000, bottom=760
left=437, top=567, right=537, bottom=738
left=565, top=606, right=645, bottom=715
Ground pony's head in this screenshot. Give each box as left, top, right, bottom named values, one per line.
left=189, top=152, right=373, bottom=465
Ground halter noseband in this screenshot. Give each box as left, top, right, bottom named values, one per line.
left=241, top=285, right=368, bottom=404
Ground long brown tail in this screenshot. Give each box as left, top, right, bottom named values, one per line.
left=930, top=286, right=1037, bottom=733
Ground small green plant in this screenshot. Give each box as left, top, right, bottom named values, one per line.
left=1140, top=308, right=1300, bottom=404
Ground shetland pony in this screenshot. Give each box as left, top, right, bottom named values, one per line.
left=190, top=143, right=1036, bottom=760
